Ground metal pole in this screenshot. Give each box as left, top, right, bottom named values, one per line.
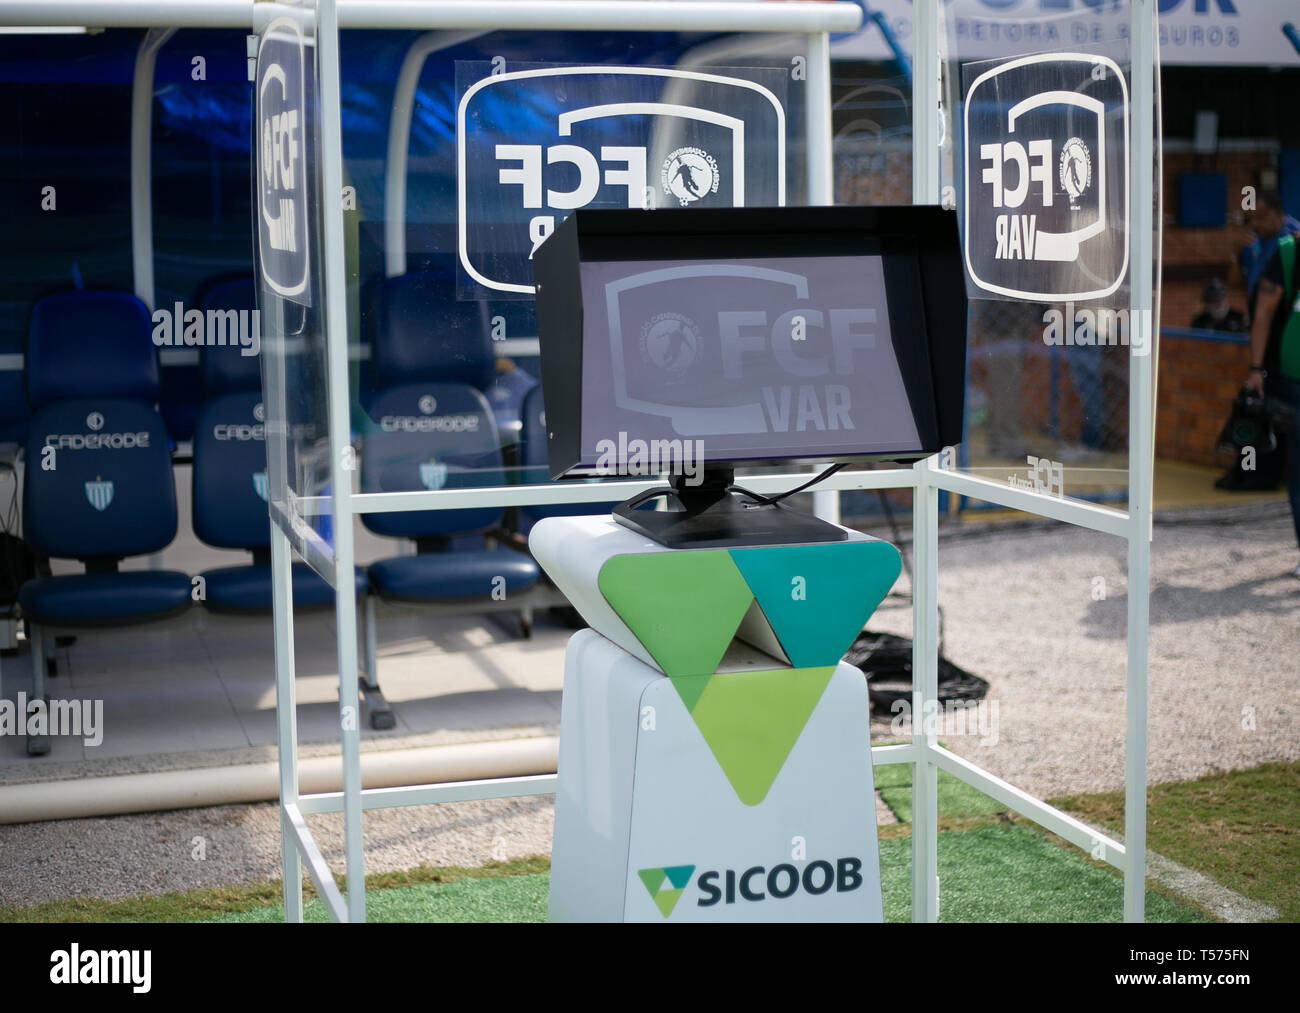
left=910, top=458, right=940, bottom=923
left=270, top=523, right=303, bottom=922
left=0, top=0, right=860, bottom=32
left=806, top=30, right=841, bottom=525
left=908, top=0, right=941, bottom=925
left=1124, top=0, right=1156, bottom=925
left=129, top=28, right=175, bottom=310
left=316, top=0, right=366, bottom=923
left=384, top=29, right=486, bottom=278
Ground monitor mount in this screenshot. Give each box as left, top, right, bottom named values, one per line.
left=612, top=465, right=848, bottom=549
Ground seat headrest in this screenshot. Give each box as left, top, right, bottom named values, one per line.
left=26, top=292, right=159, bottom=409
left=369, top=273, right=495, bottom=390
left=200, top=279, right=262, bottom=395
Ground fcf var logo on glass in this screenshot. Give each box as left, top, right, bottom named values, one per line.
left=256, top=17, right=311, bottom=305
left=962, top=53, right=1129, bottom=302
left=456, top=65, right=787, bottom=296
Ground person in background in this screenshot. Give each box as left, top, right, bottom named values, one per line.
left=1239, top=189, right=1299, bottom=299
left=1192, top=278, right=1246, bottom=333
left=1217, top=189, right=1298, bottom=491
left=1242, top=235, right=1300, bottom=577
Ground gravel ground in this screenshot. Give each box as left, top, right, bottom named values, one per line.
left=0, top=796, right=555, bottom=908
left=867, top=502, right=1300, bottom=798
left=2, top=502, right=1296, bottom=909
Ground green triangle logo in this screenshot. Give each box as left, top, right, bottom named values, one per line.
left=599, top=550, right=754, bottom=676
left=680, top=666, right=835, bottom=806
left=638, top=865, right=695, bottom=917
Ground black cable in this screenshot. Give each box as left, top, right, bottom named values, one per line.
left=731, top=462, right=846, bottom=506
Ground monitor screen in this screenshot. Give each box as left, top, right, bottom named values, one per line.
left=532, top=206, right=967, bottom=480
left=577, top=253, right=929, bottom=468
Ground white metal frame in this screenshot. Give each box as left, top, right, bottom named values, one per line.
left=3, top=0, right=1157, bottom=925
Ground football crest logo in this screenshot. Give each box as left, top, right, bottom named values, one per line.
left=1059, top=137, right=1092, bottom=211
left=661, top=147, right=719, bottom=206
left=85, top=478, right=114, bottom=512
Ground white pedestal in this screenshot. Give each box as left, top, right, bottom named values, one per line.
left=549, top=629, right=883, bottom=922
left=533, top=515, right=896, bottom=923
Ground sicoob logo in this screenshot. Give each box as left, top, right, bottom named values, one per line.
left=638, top=857, right=864, bottom=918
left=963, top=53, right=1129, bottom=302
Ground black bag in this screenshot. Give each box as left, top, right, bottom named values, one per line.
left=844, top=631, right=989, bottom=711
left=1216, top=387, right=1297, bottom=456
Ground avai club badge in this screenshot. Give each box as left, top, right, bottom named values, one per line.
left=962, top=52, right=1129, bottom=302
left=457, top=64, right=786, bottom=297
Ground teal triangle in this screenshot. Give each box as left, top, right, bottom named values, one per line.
left=664, top=864, right=695, bottom=890
left=728, top=541, right=901, bottom=667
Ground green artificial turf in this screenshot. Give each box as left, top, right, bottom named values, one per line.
left=877, top=824, right=1204, bottom=923
left=7, top=761, right=1290, bottom=924
left=1052, top=760, right=1299, bottom=923
left=0, top=857, right=551, bottom=924
left=873, top=762, right=1007, bottom=826
left=203, top=824, right=1203, bottom=923
left=210, top=873, right=549, bottom=923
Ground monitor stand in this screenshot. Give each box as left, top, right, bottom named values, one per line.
left=612, top=466, right=848, bottom=549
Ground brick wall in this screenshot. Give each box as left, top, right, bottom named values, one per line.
left=1157, top=147, right=1273, bottom=467
left=1160, top=147, right=1276, bottom=327
left=1156, top=333, right=1246, bottom=469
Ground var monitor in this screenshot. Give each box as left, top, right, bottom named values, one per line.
left=531, top=205, right=967, bottom=482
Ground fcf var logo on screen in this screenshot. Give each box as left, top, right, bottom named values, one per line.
left=457, top=65, right=787, bottom=296
left=256, top=17, right=311, bottom=306
left=962, top=52, right=1129, bottom=302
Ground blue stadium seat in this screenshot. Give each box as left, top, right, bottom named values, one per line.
left=361, top=382, right=539, bottom=602
left=189, top=289, right=369, bottom=615
left=360, top=274, right=542, bottom=671
left=191, top=389, right=369, bottom=614
left=19, top=291, right=191, bottom=754
left=159, top=275, right=258, bottom=442
left=189, top=304, right=382, bottom=723
left=366, top=272, right=495, bottom=392
left=198, top=279, right=260, bottom=394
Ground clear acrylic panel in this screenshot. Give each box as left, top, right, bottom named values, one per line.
left=937, top=0, right=1160, bottom=513
left=254, top=1, right=337, bottom=574
left=354, top=48, right=803, bottom=514
left=455, top=60, right=790, bottom=300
